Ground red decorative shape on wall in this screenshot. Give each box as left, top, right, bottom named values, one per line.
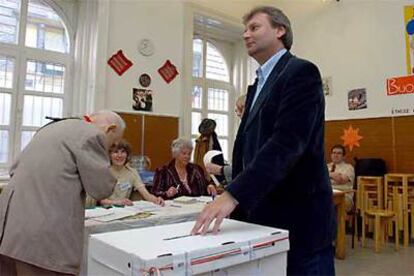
left=158, top=60, right=179, bottom=84
left=107, top=50, right=133, bottom=76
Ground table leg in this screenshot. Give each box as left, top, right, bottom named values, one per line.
left=336, top=195, right=346, bottom=259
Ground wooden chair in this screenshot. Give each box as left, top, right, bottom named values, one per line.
left=357, top=176, right=383, bottom=210
left=361, top=188, right=399, bottom=252
left=384, top=173, right=414, bottom=246
left=355, top=176, right=384, bottom=239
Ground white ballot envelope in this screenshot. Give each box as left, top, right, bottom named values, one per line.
left=203, top=150, right=223, bottom=186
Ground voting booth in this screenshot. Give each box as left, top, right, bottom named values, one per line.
left=88, top=219, right=289, bottom=275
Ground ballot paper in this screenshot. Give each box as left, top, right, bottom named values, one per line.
left=203, top=150, right=223, bottom=186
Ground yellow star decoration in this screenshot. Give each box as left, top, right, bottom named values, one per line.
left=340, top=125, right=363, bottom=152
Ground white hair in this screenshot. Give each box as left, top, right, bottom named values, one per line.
left=171, top=137, right=193, bottom=157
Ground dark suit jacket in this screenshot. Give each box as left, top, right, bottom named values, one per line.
left=227, top=51, right=335, bottom=254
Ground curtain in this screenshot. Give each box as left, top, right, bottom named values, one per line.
left=72, top=0, right=110, bottom=114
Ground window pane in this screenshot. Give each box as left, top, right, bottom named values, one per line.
left=208, top=88, right=228, bottom=111
left=206, top=42, right=229, bottom=82
left=192, top=85, right=202, bottom=109
left=25, top=60, right=65, bottom=94
left=26, top=0, right=69, bottom=53
left=218, top=138, right=228, bottom=162
left=0, top=92, right=11, bottom=125
left=20, top=131, right=35, bottom=151
left=0, top=130, right=8, bottom=162
left=191, top=112, right=201, bottom=135
left=0, top=55, right=15, bottom=88
left=207, top=113, right=228, bottom=136
left=192, top=38, right=203, bottom=77
left=22, top=95, right=62, bottom=127
left=0, top=0, right=20, bottom=44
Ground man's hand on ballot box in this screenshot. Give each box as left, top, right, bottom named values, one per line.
left=191, top=191, right=238, bottom=235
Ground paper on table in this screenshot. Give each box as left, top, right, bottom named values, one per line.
left=173, top=196, right=198, bottom=204
left=196, top=196, right=213, bottom=203
left=85, top=208, right=114, bottom=219
left=125, top=201, right=161, bottom=212
left=92, top=208, right=137, bottom=222
left=203, top=150, right=223, bottom=186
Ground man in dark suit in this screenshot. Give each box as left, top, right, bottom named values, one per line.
left=192, top=6, right=335, bottom=275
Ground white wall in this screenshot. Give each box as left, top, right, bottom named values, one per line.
left=102, top=0, right=413, bottom=121
left=105, top=0, right=185, bottom=117
left=270, top=0, right=414, bottom=120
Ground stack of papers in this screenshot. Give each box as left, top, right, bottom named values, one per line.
left=85, top=208, right=114, bottom=219
left=173, top=196, right=198, bottom=204
left=92, top=208, right=137, bottom=222
left=197, top=196, right=214, bottom=203
left=126, top=201, right=161, bottom=212
left=85, top=201, right=161, bottom=222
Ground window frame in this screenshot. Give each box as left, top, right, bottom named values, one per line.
left=191, top=36, right=235, bottom=161
left=0, top=0, right=73, bottom=172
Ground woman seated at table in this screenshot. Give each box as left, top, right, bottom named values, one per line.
left=99, top=140, right=164, bottom=207
left=152, top=137, right=217, bottom=199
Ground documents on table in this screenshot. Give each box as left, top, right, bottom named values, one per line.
left=129, top=201, right=161, bottom=212
left=85, top=201, right=161, bottom=222
left=92, top=209, right=137, bottom=222
left=173, top=196, right=198, bottom=204
left=173, top=196, right=213, bottom=204
left=196, top=196, right=213, bottom=203
left=85, top=208, right=114, bottom=219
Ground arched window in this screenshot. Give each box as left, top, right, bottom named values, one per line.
left=0, top=0, right=72, bottom=173
left=191, top=37, right=233, bottom=160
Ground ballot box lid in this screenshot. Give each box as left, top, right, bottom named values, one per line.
left=88, top=218, right=289, bottom=275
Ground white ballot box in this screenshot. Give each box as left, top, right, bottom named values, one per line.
left=88, top=219, right=289, bottom=275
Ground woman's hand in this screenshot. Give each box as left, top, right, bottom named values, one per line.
left=166, top=186, right=178, bottom=198
left=112, top=198, right=133, bottom=206
left=207, top=184, right=217, bottom=196
left=153, top=196, right=165, bottom=206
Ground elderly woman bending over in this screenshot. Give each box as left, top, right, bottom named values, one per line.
left=152, top=137, right=217, bottom=199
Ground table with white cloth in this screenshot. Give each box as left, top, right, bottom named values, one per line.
left=81, top=197, right=209, bottom=275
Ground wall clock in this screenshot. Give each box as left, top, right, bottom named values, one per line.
left=138, top=39, right=154, bottom=56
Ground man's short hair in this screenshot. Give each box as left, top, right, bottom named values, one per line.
left=331, top=144, right=346, bottom=156
left=243, top=6, right=293, bottom=50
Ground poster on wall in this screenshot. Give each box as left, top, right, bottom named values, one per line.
left=322, top=76, right=333, bottom=96
left=132, top=88, right=153, bottom=112
left=348, top=88, right=367, bottom=110
left=404, top=5, right=414, bottom=74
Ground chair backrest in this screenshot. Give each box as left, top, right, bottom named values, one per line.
left=354, top=158, right=387, bottom=176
